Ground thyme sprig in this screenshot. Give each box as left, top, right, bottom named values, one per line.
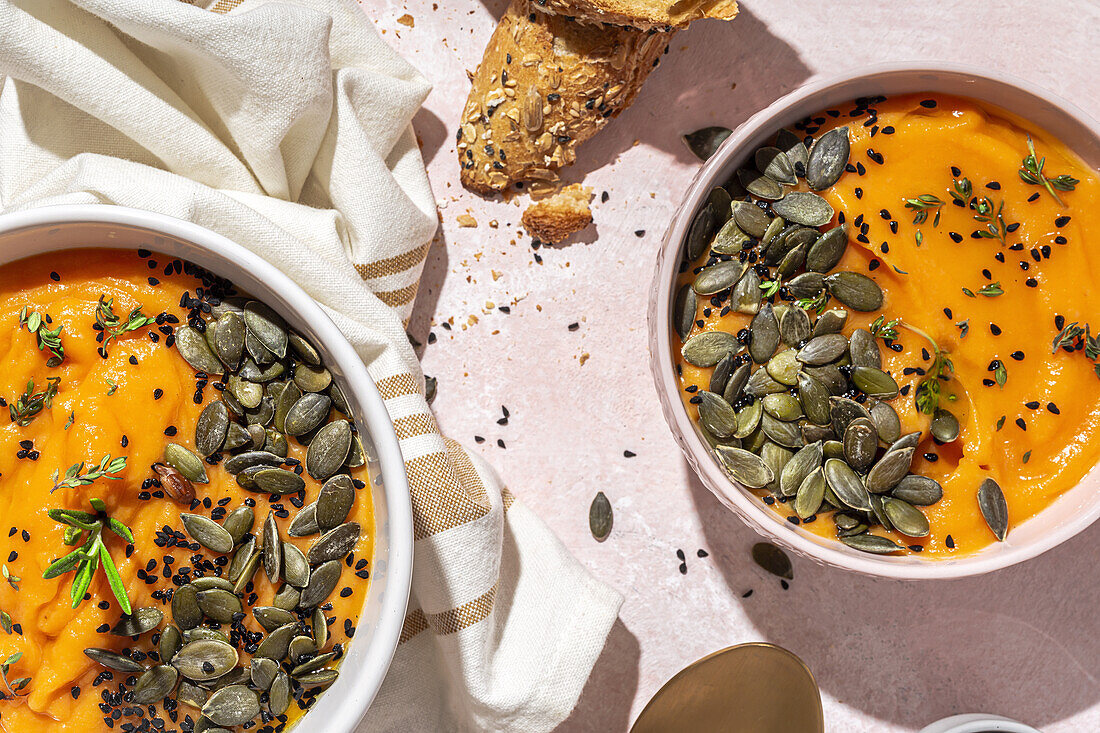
left=8, top=376, right=60, bottom=427
left=2, top=565, right=18, bottom=591
left=795, top=290, right=830, bottom=313
left=904, top=194, right=944, bottom=226
left=1019, top=135, right=1079, bottom=206
left=1051, top=322, right=1100, bottom=379
left=903, top=323, right=954, bottom=415
left=973, top=196, right=1009, bottom=245
left=50, top=455, right=127, bottom=494
left=95, top=296, right=153, bottom=353
left=0, top=652, right=29, bottom=698
left=42, top=497, right=134, bottom=614
left=0, top=611, right=12, bottom=635
left=18, top=307, right=64, bottom=367
left=868, top=315, right=901, bottom=341
left=759, top=278, right=782, bottom=298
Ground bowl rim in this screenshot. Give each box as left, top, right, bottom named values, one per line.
left=650, top=62, right=1100, bottom=580
left=0, top=203, right=413, bottom=727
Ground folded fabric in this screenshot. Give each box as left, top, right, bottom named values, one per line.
left=0, top=0, right=622, bottom=729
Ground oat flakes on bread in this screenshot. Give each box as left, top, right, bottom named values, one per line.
left=521, top=184, right=594, bottom=243
left=458, top=0, right=673, bottom=195
left=537, top=0, right=737, bottom=31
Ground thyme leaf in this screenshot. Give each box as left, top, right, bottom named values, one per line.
left=50, top=455, right=127, bottom=494
left=1019, top=135, right=1079, bottom=206
left=18, top=307, right=64, bottom=367
left=8, top=376, right=60, bottom=427
left=95, top=296, right=153, bottom=354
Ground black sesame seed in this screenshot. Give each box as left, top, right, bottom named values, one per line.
left=920, top=99, right=937, bottom=108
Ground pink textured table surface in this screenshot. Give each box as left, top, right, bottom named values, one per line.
left=369, top=1, right=1100, bottom=730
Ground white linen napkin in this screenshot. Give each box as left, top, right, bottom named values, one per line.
left=0, top=0, right=622, bottom=730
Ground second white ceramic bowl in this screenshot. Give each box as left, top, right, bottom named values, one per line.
left=0, top=204, right=413, bottom=730
left=649, top=64, right=1100, bottom=579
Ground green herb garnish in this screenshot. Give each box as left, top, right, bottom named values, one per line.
left=50, top=455, right=127, bottom=494
left=0, top=611, right=12, bottom=635
left=795, top=290, right=830, bottom=313
left=105, top=378, right=119, bottom=396
left=904, top=194, right=944, bottom=226
left=973, top=196, right=1009, bottom=245
left=1019, top=135, right=1079, bottom=206
left=0, top=652, right=29, bottom=698
left=868, top=315, right=901, bottom=341
left=956, top=320, right=970, bottom=338
left=994, top=361, right=1007, bottom=388
left=95, top=296, right=153, bottom=353
left=905, top=324, right=954, bottom=415
left=18, top=307, right=64, bottom=366
left=42, top=497, right=134, bottom=614
left=2, top=565, right=19, bottom=592
left=8, top=376, right=60, bottom=427
left=1051, top=322, right=1100, bottom=379
left=759, top=278, right=782, bottom=298
left=977, top=282, right=1003, bottom=297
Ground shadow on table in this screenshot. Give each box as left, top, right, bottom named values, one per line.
left=685, top=460, right=1100, bottom=730
left=557, top=619, right=642, bottom=732
left=406, top=227, right=449, bottom=356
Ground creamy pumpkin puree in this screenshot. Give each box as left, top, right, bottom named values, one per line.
left=0, top=250, right=374, bottom=731
left=678, top=93, right=1100, bottom=556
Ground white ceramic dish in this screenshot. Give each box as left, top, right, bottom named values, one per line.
left=649, top=63, right=1100, bottom=579
left=919, top=713, right=1042, bottom=733
left=0, top=204, right=413, bottom=731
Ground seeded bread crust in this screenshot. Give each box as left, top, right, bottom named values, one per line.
left=521, top=183, right=594, bottom=242
left=535, top=0, right=738, bottom=30
left=458, top=0, right=674, bottom=195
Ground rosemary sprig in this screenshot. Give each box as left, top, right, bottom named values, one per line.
left=1019, top=135, right=1079, bottom=206
left=42, top=497, right=134, bottom=614
left=1051, top=322, right=1100, bottom=380
left=95, top=296, right=153, bottom=353
left=50, top=455, right=127, bottom=494
left=904, top=194, right=944, bottom=226
left=18, top=307, right=64, bottom=367
left=904, top=323, right=954, bottom=415
left=868, top=315, right=901, bottom=341
left=0, top=652, right=29, bottom=698
left=8, top=376, right=60, bottom=427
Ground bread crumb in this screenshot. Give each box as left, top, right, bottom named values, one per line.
left=397, top=14, right=414, bottom=27
left=579, top=352, right=590, bottom=366
left=457, top=214, right=478, bottom=228
left=521, top=184, right=593, bottom=244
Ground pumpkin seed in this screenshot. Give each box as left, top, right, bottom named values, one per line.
left=299, top=560, right=342, bottom=609
left=158, top=625, right=182, bottom=663
left=733, top=200, right=770, bottom=238
left=329, top=382, right=351, bottom=416
left=759, top=441, right=794, bottom=492
left=176, top=680, right=208, bottom=709
left=222, top=451, right=282, bottom=475
left=715, top=447, right=773, bottom=489
left=176, top=325, right=224, bottom=375
left=772, top=191, right=834, bottom=227
left=212, top=312, right=246, bottom=369
left=890, top=432, right=922, bottom=452
left=132, top=665, right=179, bottom=704
left=195, top=402, right=230, bottom=458
left=686, top=200, right=720, bottom=261
left=722, top=363, right=751, bottom=404
left=312, top=607, right=329, bottom=648
left=282, top=543, right=311, bottom=588
left=754, top=146, right=796, bottom=185
left=245, top=424, right=267, bottom=451
left=251, top=467, right=305, bottom=495
left=255, top=622, right=298, bottom=660
left=673, top=285, right=697, bottom=342
left=882, top=498, right=930, bottom=537
left=173, top=640, right=238, bottom=682
left=309, top=476, right=352, bottom=535
left=776, top=242, right=809, bottom=279
left=762, top=392, right=803, bottom=422
left=868, top=401, right=901, bottom=444
left=272, top=584, right=301, bottom=611
left=220, top=506, right=254, bottom=546
left=172, top=583, right=202, bottom=630
left=250, top=657, right=280, bottom=691
left=796, top=372, right=831, bottom=426
left=203, top=684, right=260, bottom=727
left=698, top=391, right=737, bottom=438
left=761, top=412, right=802, bottom=449
left=822, top=439, right=845, bottom=460
left=760, top=216, right=785, bottom=247
left=830, top=397, right=872, bottom=438
left=824, top=272, right=883, bottom=311
left=738, top=169, right=784, bottom=200
left=295, top=668, right=339, bottom=689
left=183, top=627, right=229, bottom=645
left=787, top=272, right=825, bottom=300
left=847, top=329, right=880, bottom=370
left=767, top=348, right=804, bottom=389
left=228, top=536, right=258, bottom=585
left=731, top=266, right=763, bottom=314
left=222, top=422, right=251, bottom=451
left=840, top=533, right=902, bottom=554
left=307, top=522, right=360, bottom=565
left=693, top=261, right=743, bottom=295
left=294, top=363, right=333, bottom=394
left=824, top=458, right=871, bottom=511
left=852, top=366, right=899, bottom=399
left=749, top=304, right=780, bottom=363
left=164, top=443, right=209, bottom=484
left=794, top=468, right=826, bottom=519
left=751, top=542, right=792, bottom=579
left=228, top=375, right=263, bottom=410
left=268, top=671, right=291, bottom=716
left=190, top=576, right=234, bottom=593
left=84, top=647, right=145, bottom=673
left=733, top=400, right=762, bottom=439
left=288, top=502, right=319, bottom=537
left=806, top=127, right=850, bottom=190
left=779, top=308, right=811, bottom=348
left=288, top=635, right=317, bottom=664
left=978, top=478, right=1009, bottom=541
left=243, top=301, right=287, bottom=358
left=843, top=418, right=878, bottom=471
left=742, top=426, right=768, bottom=454
left=711, top=218, right=752, bottom=255
left=262, top=511, right=281, bottom=583
left=812, top=308, right=847, bottom=337
left=197, top=589, right=242, bottom=624
left=775, top=129, right=808, bottom=174
left=931, top=409, right=960, bottom=443
left=681, top=331, right=737, bottom=368
left=292, top=651, right=336, bottom=677
left=684, top=126, right=732, bottom=161
left=109, top=605, right=163, bottom=637
left=345, top=434, right=367, bottom=468
left=744, top=368, right=786, bottom=397
left=239, top=358, right=285, bottom=383
left=307, top=420, right=353, bottom=480
left=253, top=606, right=297, bottom=633
left=709, top=353, right=736, bottom=396
left=244, top=395, right=275, bottom=426
left=587, top=490, right=613, bottom=541
left=805, top=225, right=849, bottom=273
left=866, top=447, right=914, bottom=493
left=181, top=514, right=234, bottom=554
left=797, top=334, right=848, bottom=366
left=891, top=475, right=943, bottom=506
left=801, top=423, right=833, bottom=444
left=288, top=331, right=321, bottom=366
left=780, top=442, right=823, bottom=497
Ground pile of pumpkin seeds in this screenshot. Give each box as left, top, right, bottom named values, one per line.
left=84, top=294, right=371, bottom=730
left=675, top=126, right=955, bottom=554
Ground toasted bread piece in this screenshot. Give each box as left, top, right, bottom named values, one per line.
left=522, top=184, right=594, bottom=242
left=458, top=0, right=673, bottom=195
left=538, top=0, right=737, bottom=30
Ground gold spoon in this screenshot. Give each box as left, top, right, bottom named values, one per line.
left=630, top=643, right=824, bottom=733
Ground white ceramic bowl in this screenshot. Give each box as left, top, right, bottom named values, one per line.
left=649, top=63, right=1100, bottom=579
left=0, top=204, right=413, bottom=730
left=919, top=713, right=1042, bottom=733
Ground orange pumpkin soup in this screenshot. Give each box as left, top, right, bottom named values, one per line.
left=675, top=93, right=1100, bottom=557
left=0, top=249, right=374, bottom=731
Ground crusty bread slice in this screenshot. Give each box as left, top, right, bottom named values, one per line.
left=521, top=183, right=594, bottom=242
left=538, top=0, right=738, bottom=30
left=458, top=0, right=673, bottom=195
